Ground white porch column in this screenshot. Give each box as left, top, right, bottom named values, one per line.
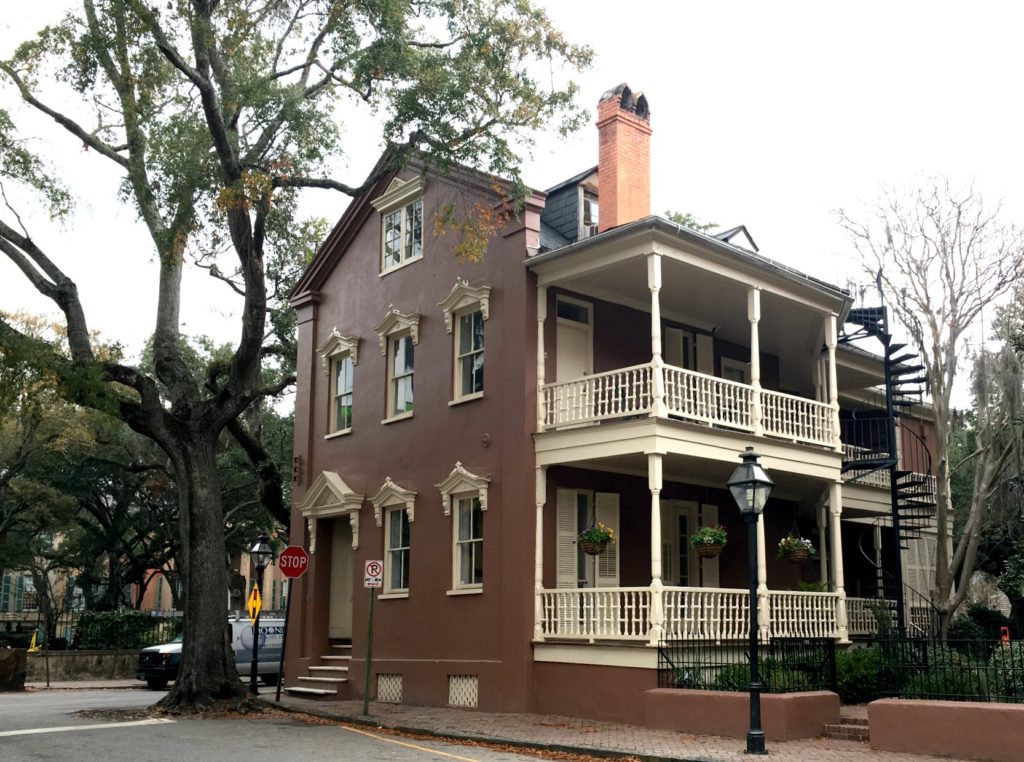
left=647, top=453, right=665, bottom=645
left=648, top=253, right=667, bottom=418
left=829, top=480, right=850, bottom=642
left=825, top=313, right=842, bottom=451
left=756, top=513, right=770, bottom=640
left=748, top=287, right=763, bottom=437
left=817, top=504, right=830, bottom=587
left=534, top=466, right=547, bottom=640
left=536, top=284, right=547, bottom=432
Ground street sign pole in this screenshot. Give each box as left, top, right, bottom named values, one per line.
left=362, top=585, right=376, bottom=716
left=274, top=577, right=293, bottom=703
left=249, top=575, right=263, bottom=695
left=361, top=559, right=383, bottom=716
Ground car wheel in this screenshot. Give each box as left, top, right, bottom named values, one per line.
left=146, top=677, right=168, bottom=690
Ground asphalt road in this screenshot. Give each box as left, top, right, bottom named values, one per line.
left=0, top=690, right=559, bottom=761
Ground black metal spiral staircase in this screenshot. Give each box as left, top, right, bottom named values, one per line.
left=838, top=305, right=937, bottom=635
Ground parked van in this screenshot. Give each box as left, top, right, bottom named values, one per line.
left=136, top=616, right=284, bottom=690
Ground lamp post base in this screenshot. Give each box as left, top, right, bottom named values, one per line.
left=746, top=730, right=766, bottom=755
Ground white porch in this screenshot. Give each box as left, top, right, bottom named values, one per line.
left=536, top=585, right=840, bottom=644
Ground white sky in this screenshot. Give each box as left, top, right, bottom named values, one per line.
left=2, top=0, right=1022, bottom=377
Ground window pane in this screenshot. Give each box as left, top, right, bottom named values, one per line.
left=405, top=199, right=423, bottom=261
left=388, top=510, right=402, bottom=550
left=459, top=312, right=473, bottom=354
left=340, top=356, right=353, bottom=393
left=459, top=543, right=474, bottom=585
left=458, top=499, right=472, bottom=541
left=472, top=311, right=484, bottom=350
left=394, top=375, right=413, bottom=414
left=471, top=498, right=483, bottom=538
left=335, top=396, right=352, bottom=430
left=384, top=210, right=402, bottom=268
left=556, top=299, right=589, bottom=324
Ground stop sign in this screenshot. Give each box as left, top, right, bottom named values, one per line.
left=278, top=545, right=310, bottom=579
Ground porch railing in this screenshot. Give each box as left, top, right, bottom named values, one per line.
left=537, top=585, right=841, bottom=643
left=541, top=363, right=834, bottom=449
left=767, top=591, right=839, bottom=639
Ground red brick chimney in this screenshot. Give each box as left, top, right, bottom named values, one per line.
left=596, top=83, right=651, bottom=232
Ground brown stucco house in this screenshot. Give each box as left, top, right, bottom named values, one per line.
left=282, top=83, right=940, bottom=721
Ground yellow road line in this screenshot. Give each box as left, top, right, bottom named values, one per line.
left=339, top=722, right=483, bottom=761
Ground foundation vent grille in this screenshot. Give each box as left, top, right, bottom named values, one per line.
left=448, top=674, right=478, bottom=707
left=377, top=673, right=403, bottom=703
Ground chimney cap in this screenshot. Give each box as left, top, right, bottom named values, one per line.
left=599, top=83, right=650, bottom=120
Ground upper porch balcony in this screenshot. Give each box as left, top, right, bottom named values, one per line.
left=529, top=217, right=853, bottom=459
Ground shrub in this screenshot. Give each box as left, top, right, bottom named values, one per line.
left=949, top=615, right=987, bottom=643
left=965, top=604, right=1016, bottom=640
left=835, top=646, right=882, bottom=705
left=710, top=662, right=811, bottom=693
left=902, top=669, right=988, bottom=700
left=73, top=611, right=181, bottom=650
left=989, top=643, right=1024, bottom=702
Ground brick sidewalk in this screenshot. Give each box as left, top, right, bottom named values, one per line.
left=270, top=695, right=964, bottom=762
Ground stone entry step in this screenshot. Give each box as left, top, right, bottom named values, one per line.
left=298, top=676, right=350, bottom=684
left=283, top=685, right=337, bottom=699
left=309, top=665, right=349, bottom=673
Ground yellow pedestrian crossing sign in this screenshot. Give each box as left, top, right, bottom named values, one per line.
left=247, top=585, right=262, bottom=625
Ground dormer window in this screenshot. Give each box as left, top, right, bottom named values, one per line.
left=581, top=189, right=599, bottom=239
left=371, top=176, right=426, bottom=274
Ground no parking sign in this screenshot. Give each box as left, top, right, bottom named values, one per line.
left=364, top=559, right=384, bottom=588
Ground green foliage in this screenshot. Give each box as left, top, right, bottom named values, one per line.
left=949, top=614, right=988, bottom=644
left=835, top=646, right=883, bottom=704
left=664, top=210, right=717, bottom=233
left=902, top=668, right=989, bottom=700
left=777, top=533, right=817, bottom=559
left=690, top=525, right=727, bottom=547
left=711, top=661, right=811, bottom=693
left=965, top=603, right=1016, bottom=640
left=73, top=610, right=181, bottom=650
left=989, top=643, right=1024, bottom=701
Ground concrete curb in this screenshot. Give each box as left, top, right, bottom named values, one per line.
left=258, top=697, right=706, bottom=762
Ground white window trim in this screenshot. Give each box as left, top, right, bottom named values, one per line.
left=371, top=177, right=426, bottom=274
left=452, top=305, right=486, bottom=402
left=438, top=278, right=491, bottom=333
left=436, top=462, right=490, bottom=517
left=375, top=307, right=420, bottom=355
left=451, top=493, right=484, bottom=592
left=328, top=353, right=355, bottom=435
left=370, top=476, right=416, bottom=528
left=383, top=506, right=412, bottom=595
left=317, top=328, right=360, bottom=372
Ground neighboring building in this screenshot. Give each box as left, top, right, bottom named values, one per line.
left=283, top=83, right=939, bottom=720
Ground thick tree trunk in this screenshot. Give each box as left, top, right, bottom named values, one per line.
left=158, top=436, right=246, bottom=709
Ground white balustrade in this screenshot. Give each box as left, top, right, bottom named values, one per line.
left=542, top=364, right=652, bottom=427
left=662, top=587, right=750, bottom=642
left=760, top=389, right=834, bottom=447
left=662, top=365, right=754, bottom=431
left=847, top=597, right=897, bottom=636
left=767, top=591, right=839, bottom=639
left=537, top=587, right=651, bottom=641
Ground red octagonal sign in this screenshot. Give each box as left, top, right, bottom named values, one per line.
left=278, top=545, right=310, bottom=579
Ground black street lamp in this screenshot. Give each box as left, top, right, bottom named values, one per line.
left=248, top=534, right=273, bottom=695
left=726, top=446, right=774, bottom=756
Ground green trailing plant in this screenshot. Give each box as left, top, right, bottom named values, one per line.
left=690, top=525, right=727, bottom=548
left=578, top=522, right=615, bottom=546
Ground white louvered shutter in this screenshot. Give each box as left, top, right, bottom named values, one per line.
left=595, top=492, right=620, bottom=587
left=660, top=500, right=673, bottom=583
left=556, top=490, right=579, bottom=589
left=699, top=504, right=719, bottom=587
left=696, top=334, right=714, bottom=375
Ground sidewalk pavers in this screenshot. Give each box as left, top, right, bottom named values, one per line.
left=269, top=695, right=966, bottom=762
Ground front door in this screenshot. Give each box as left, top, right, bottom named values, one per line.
left=329, top=518, right=354, bottom=639
left=661, top=500, right=699, bottom=586
left=555, top=297, right=592, bottom=382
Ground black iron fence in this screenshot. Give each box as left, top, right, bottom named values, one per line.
left=0, top=610, right=181, bottom=650
left=658, top=637, right=837, bottom=693
left=878, top=637, right=1024, bottom=703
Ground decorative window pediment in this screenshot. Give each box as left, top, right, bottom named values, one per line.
left=370, top=477, right=417, bottom=527
left=375, top=306, right=420, bottom=354
left=438, top=279, right=491, bottom=333
left=317, top=328, right=360, bottom=374
left=297, top=471, right=365, bottom=552
left=370, top=176, right=426, bottom=215
left=437, top=462, right=490, bottom=517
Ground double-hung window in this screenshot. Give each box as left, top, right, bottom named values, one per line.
left=386, top=508, right=411, bottom=594
left=375, top=309, right=420, bottom=423
left=318, top=330, right=360, bottom=437
left=332, top=353, right=354, bottom=432
left=455, top=309, right=484, bottom=399
left=371, top=177, right=426, bottom=274
left=455, top=496, right=484, bottom=589
left=439, top=279, right=491, bottom=403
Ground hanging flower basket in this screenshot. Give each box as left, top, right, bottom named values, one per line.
left=690, top=525, right=727, bottom=558
left=695, top=543, right=724, bottom=559
left=578, top=522, right=615, bottom=556
left=579, top=538, right=608, bottom=556
left=777, top=534, right=816, bottom=564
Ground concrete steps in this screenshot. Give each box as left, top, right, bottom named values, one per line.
left=283, top=645, right=352, bottom=700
